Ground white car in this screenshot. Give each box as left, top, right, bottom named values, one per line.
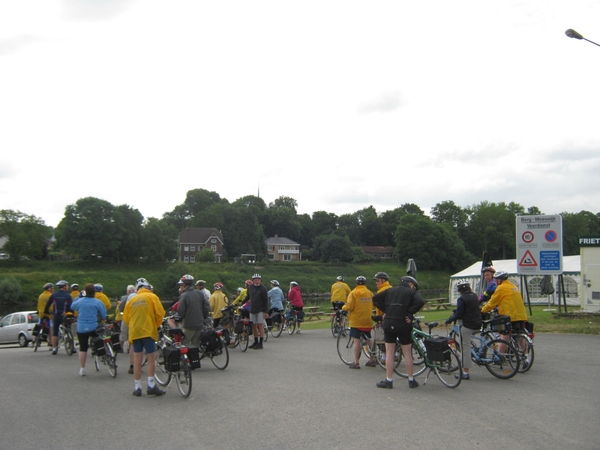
left=0, top=311, right=39, bottom=346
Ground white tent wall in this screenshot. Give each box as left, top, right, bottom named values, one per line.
left=448, top=255, right=581, bottom=306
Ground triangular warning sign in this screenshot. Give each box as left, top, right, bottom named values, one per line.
left=519, top=250, right=537, bottom=267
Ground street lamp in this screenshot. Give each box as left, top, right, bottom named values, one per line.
left=565, top=29, right=600, bottom=48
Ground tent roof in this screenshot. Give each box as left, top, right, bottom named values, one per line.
left=450, top=255, right=580, bottom=278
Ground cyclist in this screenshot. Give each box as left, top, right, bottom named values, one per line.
left=373, top=272, right=393, bottom=362
left=71, top=283, right=107, bottom=376
left=94, top=284, right=112, bottom=315
left=373, top=276, right=425, bottom=389
left=123, top=277, right=166, bottom=397
left=70, top=284, right=81, bottom=300
left=209, top=283, right=228, bottom=327
left=444, top=281, right=481, bottom=380
left=478, top=266, right=497, bottom=304
left=178, top=274, right=211, bottom=347
left=44, top=280, right=75, bottom=355
left=288, top=281, right=304, bottom=334
left=34, top=283, right=53, bottom=349
left=248, top=274, right=269, bottom=349
left=342, top=276, right=375, bottom=368
left=195, top=279, right=211, bottom=302
left=331, top=275, right=351, bottom=307
left=268, top=280, right=284, bottom=316
left=481, top=270, right=528, bottom=329
left=117, top=284, right=137, bottom=373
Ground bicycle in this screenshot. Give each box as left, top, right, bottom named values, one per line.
left=283, top=302, right=301, bottom=335
left=153, top=320, right=196, bottom=398
left=219, top=304, right=240, bottom=348
left=391, top=320, right=463, bottom=388
left=32, top=318, right=51, bottom=352
left=448, top=317, right=520, bottom=379
left=270, top=309, right=285, bottom=338
left=199, top=326, right=229, bottom=370
left=91, top=324, right=118, bottom=378
left=480, top=314, right=534, bottom=374
left=330, top=301, right=346, bottom=338
left=336, top=314, right=385, bottom=369
left=58, top=315, right=77, bottom=356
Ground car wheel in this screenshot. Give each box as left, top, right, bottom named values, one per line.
left=18, top=334, right=29, bottom=347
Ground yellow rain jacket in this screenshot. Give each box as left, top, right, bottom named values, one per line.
left=95, top=292, right=112, bottom=313
left=331, top=281, right=351, bottom=303
left=481, top=280, right=528, bottom=322
left=123, top=288, right=165, bottom=342
left=210, top=290, right=228, bottom=320
left=375, top=281, right=392, bottom=316
left=342, top=285, right=374, bottom=329
left=38, top=290, right=52, bottom=318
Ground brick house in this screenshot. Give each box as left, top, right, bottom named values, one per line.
left=265, top=235, right=301, bottom=261
left=178, top=228, right=224, bottom=263
left=361, top=246, right=395, bottom=259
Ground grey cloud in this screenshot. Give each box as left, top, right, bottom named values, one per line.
left=358, top=91, right=402, bottom=114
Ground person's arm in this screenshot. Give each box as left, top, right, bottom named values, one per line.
left=445, top=298, right=465, bottom=324
left=407, top=292, right=425, bottom=316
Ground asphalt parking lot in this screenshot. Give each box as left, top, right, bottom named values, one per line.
left=1, top=330, right=599, bottom=450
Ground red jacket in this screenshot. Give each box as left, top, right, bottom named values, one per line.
left=288, top=286, right=303, bottom=308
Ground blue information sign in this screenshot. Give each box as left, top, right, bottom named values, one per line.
left=540, top=251, right=561, bottom=271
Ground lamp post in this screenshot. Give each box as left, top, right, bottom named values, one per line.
left=565, top=29, right=600, bottom=48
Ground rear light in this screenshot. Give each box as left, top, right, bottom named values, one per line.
left=447, top=339, right=455, bottom=344
left=180, top=347, right=189, bottom=354
left=528, top=333, right=535, bottom=339
left=216, top=330, right=223, bottom=337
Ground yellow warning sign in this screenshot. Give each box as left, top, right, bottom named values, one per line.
left=519, top=250, right=538, bottom=267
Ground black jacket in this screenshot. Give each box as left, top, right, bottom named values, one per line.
left=373, top=282, right=425, bottom=328
left=446, top=292, right=482, bottom=330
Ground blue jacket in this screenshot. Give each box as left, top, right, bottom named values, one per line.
left=268, top=287, right=284, bottom=310
left=71, top=296, right=107, bottom=333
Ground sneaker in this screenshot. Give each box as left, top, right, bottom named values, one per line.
left=365, top=360, right=377, bottom=367
left=282, top=324, right=287, bottom=330
left=128, top=366, right=134, bottom=374
left=455, top=373, right=470, bottom=380
left=408, top=379, right=419, bottom=389
left=132, top=388, right=142, bottom=397
left=249, top=342, right=258, bottom=349
left=79, top=368, right=86, bottom=377
left=376, top=379, right=393, bottom=389
left=252, top=343, right=264, bottom=350
left=296, top=329, right=301, bottom=334
left=349, top=362, right=361, bottom=369
left=146, top=385, right=166, bottom=396
left=52, top=349, right=58, bottom=355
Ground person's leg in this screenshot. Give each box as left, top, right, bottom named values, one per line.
left=353, top=337, right=361, bottom=365
left=385, top=342, right=395, bottom=379
left=401, top=343, right=414, bottom=378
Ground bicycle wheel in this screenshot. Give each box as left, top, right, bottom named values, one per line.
left=271, top=319, right=283, bottom=338
left=394, top=342, right=428, bottom=378
left=107, top=356, right=118, bottom=377
left=375, top=343, right=387, bottom=369
left=64, top=331, right=74, bottom=356
left=331, top=314, right=343, bottom=338
left=154, top=346, right=171, bottom=386
left=287, top=318, right=296, bottom=335
left=210, top=341, right=229, bottom=370
left=33, top=337, right=41, bottom=352
left=512, top=334, right=534, bottom=373
left=225, top=326, right=238, bottom=348
left=239, top=327, right=249, bottom=352
left=483, top=338, right=520, bottom=379
left=94, top=355, right=100, bottom=371
left=336, top=328, right=354, bottom=365
left=434, top=348, right=462, bottom=388
left=263, top=324, right=269, bottom=343
left=176, top=357, right=192, bottom=398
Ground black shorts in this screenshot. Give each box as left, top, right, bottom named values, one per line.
left=383, top=323, right=413, bottom=346
left=77, top=331, right=97, bottom=352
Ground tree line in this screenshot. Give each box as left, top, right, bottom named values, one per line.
left=1, top=190, right=599, bottom=271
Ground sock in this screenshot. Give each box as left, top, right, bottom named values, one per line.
left=134, top=380, right=141, bottom=390
left=148, top=376, right=155, bottom=388
left=254, top=338, right=258, bottom=344
left=387, top=378, right=393, bottom=382
left=409, top=377, right=414, bottom=382
left=259, top=338, right=263, bottom=344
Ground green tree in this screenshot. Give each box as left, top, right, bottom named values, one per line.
left=113, top=204, right=144, bottom=262
left=562, top=211, right=600, bottom=255
left=269, top=196, right=298, bottom=213
left=0, top=276, right=23, bottom=304
left=0, top=210, right=52, bottom=261
left=430, top=200, right=468, bottom=229
left=262, top=207, right=302, bottom=242
left=312, top=233, right=355, bottom=262
left=163, top=188, right=222, bottom=230
left=197, top=248, right=216, bottom=263
left=357, top=206, right=386, bottom=246
left=142, top=217, right=178, bottom=263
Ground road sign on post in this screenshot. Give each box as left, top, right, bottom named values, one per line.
left=516, top=215, right=563, bottom=275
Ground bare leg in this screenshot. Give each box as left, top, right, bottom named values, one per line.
left=353, top=337, right=361, bottom=364
left=385, top=342, right=395, bottom=380
left=401, top=343, right=414, bottom=378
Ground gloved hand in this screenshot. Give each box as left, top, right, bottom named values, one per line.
left=478, top=294, right=485, bottom=302
left=444, top=319, right=451, bottom=325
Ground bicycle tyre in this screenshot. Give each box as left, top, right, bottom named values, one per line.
left=433, top=348, right=462, bottom=388
left=483, top=338, right=520, bottom=379
left=336, top=328, right=354, bottom=365
left=33, top=337, right=41, bottom=352
left=94, top=354, right=100, bottom=372
left=271, top=319, right=283, bottom=338
left=263, top=324, right=269, bottom=343
left=211, top=340, right=229, bottom=370
left=107, top=356, right=118, bottom=377
left=65, top=331, right=74, bottom=356
left=239, top=327, right=249, bottom=352
left=154, top=346, right=171, bottom=386
left=375, top=343, right=387, bottom=369
left=331, top=314, right=343, bottom=338
left=287, top=318, right=296, bottom=335
left=394, top=342, right=428, bottom=378
left=176, top=356, right=192, bottom=398
left=512, top=334, right=534, bottom=373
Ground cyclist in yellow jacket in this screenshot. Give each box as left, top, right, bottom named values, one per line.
left=342, top=276, right=375, bottom=368
left=34, top=283, right=54, bottom=348
left=94, top=284, right=112, bottom=314
left=481, top=270, right=528, bottom=326
left=209, top=283, right=228, bottom=327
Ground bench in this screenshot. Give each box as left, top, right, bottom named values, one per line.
left=303, top=307, right=324, bottom=321
left=423, top=298, right=452, bottom=311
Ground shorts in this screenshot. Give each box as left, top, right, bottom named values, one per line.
left=350, top=328, right=372, bottom=339
left=132, top=337, right=157, bottom=354
left=332, top=301, right=345, bottom=310
left=77, top=331, right=97, bottom=352
left=383, top=324, right=413, bottom=346
left=250, top=312, right=266, bottom=325
left=52, top=315, right=64, bottom=336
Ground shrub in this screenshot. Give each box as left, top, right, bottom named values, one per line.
left=0, top=276, right=23, bottom=304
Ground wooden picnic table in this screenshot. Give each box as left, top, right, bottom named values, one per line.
left=304, top=306, right=323, bottom=321
left=423, top=298, right=452, bottom=311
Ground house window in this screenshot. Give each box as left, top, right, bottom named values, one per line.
left=184, top=245, right=189, bottom=252
left=267, top=254, right=274, bottom=260
left=190, top=256, right=195, bottom=263
left=211, top=238, right=216, bottom=243
left=211, top=245, right=217, bottom=251
left=279, top=246, right=286, bottom=251
left=184, top=256, right=189, bottom=262
left=283, top=254, right=292, bottom=261
left=267, top=245, right=273, bottom=251
left=190, top=245, right=195, bottom=252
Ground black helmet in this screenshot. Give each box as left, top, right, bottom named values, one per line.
left=456, top=281, right=471, bottom=293
left=401, top=276, right=419, bottom=290
left=355, top=276, right=367, bottom=285
left=373, top=272, right=389, bottom=280
left=493, top=270, right=509, bottom=280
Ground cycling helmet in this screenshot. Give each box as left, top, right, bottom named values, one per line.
left=456, top=281, right=471, bottom=293
left=195, top=279, right=206, bottom=286
left=245, top=279, right=253, bottom=286
left=290, top=281, right=298, bottom=287
left=401, top=276, right=419, bottom=290
left=355, top=276, right=367, bottom=285
left=237, top=287, right=243, bottom=292
left=56, top=280, right=68, bottom=288
left=252, top=273, right=261, bottom=279
left=70, top=283, right=79, bottom=290
left=135, top=278, right=151, bottom=290
left=336, top=276, right=344, bottom=281
left=94, top=283, right=103, bottom=292
left=373, top=272, right=389, bottom=280
left=493, top=270, right=509, bottom=280
left=43, top=283, right=54, bottom=290
left=181, top=274, right=194, bottom=285
left=177, top=280, right=184, bottom=286
left=270, top=280, right=280, bottom=286
left=214, top=282, right=223, bottom=290
left=482, top=266, right=496, bottom=274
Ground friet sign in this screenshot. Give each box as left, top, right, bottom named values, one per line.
left=516, top=215, right=563, bottom=275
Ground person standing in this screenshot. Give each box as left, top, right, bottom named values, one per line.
left=94, top=284, right=112, bottom=315
left=44, top=280, right=75, bottom=355
left=117, top=284, right=136, bottom=374
left=123, top=278, right=166, bottom=397
left=342, top=276, right=375, bottom=368
left=71, top=284, right=107, bottom=376
left=288, top=281, right=304, bottom=334
left=247, top=274, right=269, bottom=349
left=33, top=283, right=53, bottom=348
left=195, top=280, right=211, bottom=302
left=444, top=281, right=481, bottom=380
left=481, top=270, right=528, bottom=327
left=209, top=283, right=228, bottom=327
left=178, top=274, right=210, bottom=347
left=373, top=276, right=424, bottom=389
left=268, top=280, right=284, bottom=315
left=478, top=266, right=497, bottom=304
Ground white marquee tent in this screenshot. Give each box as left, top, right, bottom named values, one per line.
left=448, top=255, right=581, bottom=306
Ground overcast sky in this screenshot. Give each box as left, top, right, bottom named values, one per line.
left=1, top=0, right=599, bottom=228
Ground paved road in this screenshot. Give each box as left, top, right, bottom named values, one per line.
left=1, top=330, right=599, bottom=450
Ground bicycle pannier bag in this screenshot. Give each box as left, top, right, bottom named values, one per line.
left=424, top=336, right=451, bottom=362
left=489, top=315, right=511, bottom=333
left=91, top=336, right=106, bottom=356
left=186, top=345, right=201, bottom=369
left=200, top=329, right=223, bottom=352
left=162, top=346, right=181, bottom=372
left=110, top=333, right=121, bottom=352
left=265, top=316, right=273, bottom=327
left=272, top=312, right=281, bottom=323
left=234, top=320, right=244, bottom=334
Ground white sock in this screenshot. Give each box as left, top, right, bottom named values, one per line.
left=134, top=380, right=141, bottom=390
left=148, top=376, right=155, bottom=388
